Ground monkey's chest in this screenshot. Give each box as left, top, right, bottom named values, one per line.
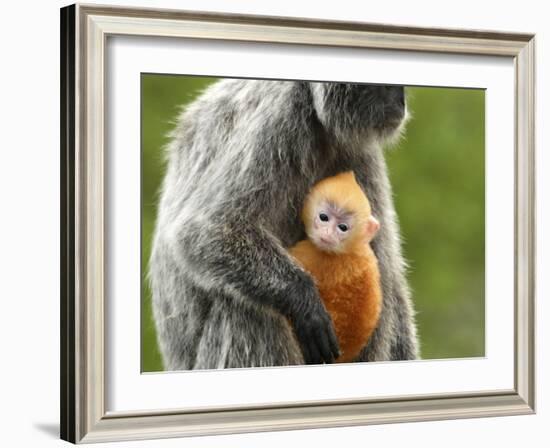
left=315, top=265, right=382, bottom=363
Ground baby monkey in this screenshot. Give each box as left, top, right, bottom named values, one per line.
left=289, top=171, right=382, bottom=363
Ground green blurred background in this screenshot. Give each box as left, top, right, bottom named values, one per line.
left=141, top=75, right=485, bottom=372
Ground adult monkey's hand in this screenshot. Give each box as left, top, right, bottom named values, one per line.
left=290, top=288, right=340, bottom=364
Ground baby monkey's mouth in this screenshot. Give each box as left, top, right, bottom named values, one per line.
left=319, top=236, right=333, bottom=245
left=316, top=237, right=339, bottom=252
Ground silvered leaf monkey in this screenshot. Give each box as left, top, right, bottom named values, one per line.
left=150, top=80, right=418, bottom=369
left=289, top=171, right=382, bottom=363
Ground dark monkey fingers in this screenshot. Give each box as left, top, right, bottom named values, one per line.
left=291, top=297, right=340, bottom=364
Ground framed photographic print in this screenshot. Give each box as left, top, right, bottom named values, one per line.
left=60, top=3, right=535, bottom=444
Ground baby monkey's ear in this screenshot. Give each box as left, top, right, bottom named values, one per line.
left=365, top=216, right=380, bottom=242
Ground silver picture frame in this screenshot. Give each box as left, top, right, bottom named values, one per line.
left=60, top=3, right=536, bottom=444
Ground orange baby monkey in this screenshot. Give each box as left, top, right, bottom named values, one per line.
left=289, top=171, right=382, bottom=363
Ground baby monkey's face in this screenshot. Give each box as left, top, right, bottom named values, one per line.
left=311, top=203, right=353, bottom=253
left=309, top=201, right=380, bottom=254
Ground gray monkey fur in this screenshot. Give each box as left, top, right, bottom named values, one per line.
left=149, top=79, right=418, bottom=370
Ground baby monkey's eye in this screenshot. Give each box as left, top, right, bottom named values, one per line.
left=338, top=223, right=349, bottom=232
left=319, top=213, right=329, bottom=222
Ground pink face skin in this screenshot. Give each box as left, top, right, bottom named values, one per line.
left=310, top=202, right=380, bottom=253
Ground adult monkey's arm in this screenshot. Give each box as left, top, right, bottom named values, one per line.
left=166, top=214, right=340, bottom=365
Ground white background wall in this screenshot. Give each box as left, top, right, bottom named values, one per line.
left=0, top=0, right=546, bottom=446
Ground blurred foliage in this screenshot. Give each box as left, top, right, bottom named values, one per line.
left=141, top=75, right=485, bottom=372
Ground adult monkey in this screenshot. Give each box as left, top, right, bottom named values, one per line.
left=150, top=80, right=418, bottom=370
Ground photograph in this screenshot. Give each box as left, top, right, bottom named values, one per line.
left=0, top=0, right=544, bottom=445
left=59, top=4, right=535, bottom=443
left=141, top=75, right=485, bottom=372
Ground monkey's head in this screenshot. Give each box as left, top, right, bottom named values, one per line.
left=310, top=83, right=408, bottom=146
left=302, top=171, right=380, bottom=254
